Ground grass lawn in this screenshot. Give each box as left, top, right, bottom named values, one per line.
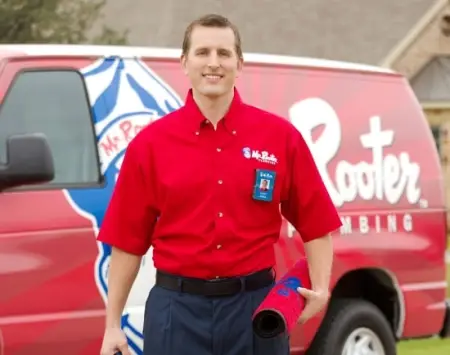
left=397, top=262, right=450, bottom=354
left=397, top=338, right=450, bottom=355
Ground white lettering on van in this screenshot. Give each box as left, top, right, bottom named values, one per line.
left=375, top=215, right=381, bottom=233
left=359, top=216, right=369, bottom=234
left=403, top=213, right=413, bottom=232
left=340, top=216, right=352, bottom=235
left=285, top=213, right=414, bottom=238
left=288, top=98, right=422, bottom=207
left=388, top=214, right=397, bottom=232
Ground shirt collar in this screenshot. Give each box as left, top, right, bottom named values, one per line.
left=182, top=87, right=244, bottom=135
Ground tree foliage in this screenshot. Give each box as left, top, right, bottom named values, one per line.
left=0, top=0, right=129, bottom=45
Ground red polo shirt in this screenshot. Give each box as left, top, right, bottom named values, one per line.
left=97, top=88, right=342, bottom=279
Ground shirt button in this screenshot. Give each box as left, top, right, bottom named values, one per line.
left=217, top=148, right=221, bottom=152
left=195, top=131, right=200, bottom=136
left=232, top=130, right=237, bottom=135
left=218, top=180, right=223, bottom=184
left=218, top=212, right=223, bottom=217
left=217, top=244, right=222, bottom=249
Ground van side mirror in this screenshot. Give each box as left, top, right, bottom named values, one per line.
left=0, top=133, right=55, bottom=190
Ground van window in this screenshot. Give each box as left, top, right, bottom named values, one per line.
left=0, top=70, right=101, bottom=186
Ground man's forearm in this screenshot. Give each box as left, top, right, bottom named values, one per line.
left=303, top=234, right=334, bottom=292
left=105, top=247, right=142, bottom=328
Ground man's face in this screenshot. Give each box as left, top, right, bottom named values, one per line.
left=181, top=26, right=243, bottom=99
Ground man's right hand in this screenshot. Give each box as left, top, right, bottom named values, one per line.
left=100, top=327, right=131, bottom=355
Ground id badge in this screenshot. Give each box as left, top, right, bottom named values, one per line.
left=253, top=169, right=276, bottom=202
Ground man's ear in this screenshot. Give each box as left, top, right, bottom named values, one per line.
left=181, top=54, right=188, bottom=76
left=236, top=57, right=244, bottom=78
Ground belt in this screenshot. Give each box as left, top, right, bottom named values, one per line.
left=155, top=268, right=275, bottom=297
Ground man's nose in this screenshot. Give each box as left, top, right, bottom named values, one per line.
left=207, top=52, right=220, bottom=68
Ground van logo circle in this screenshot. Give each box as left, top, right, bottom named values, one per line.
left=64, top=56, right=183, bottom=355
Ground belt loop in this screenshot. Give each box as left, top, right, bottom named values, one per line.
left=239, top=276, right=245, bottom=293
left=177, top=278, right=183, bottom=293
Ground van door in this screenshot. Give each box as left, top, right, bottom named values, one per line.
left=0, top=59, right=106, bottom=354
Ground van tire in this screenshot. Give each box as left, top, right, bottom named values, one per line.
left=306, top=298, right=397, bottom=355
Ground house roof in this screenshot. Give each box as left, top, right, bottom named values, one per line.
left=101, top=0, right=435, bottom=65
left=411, top=56, right=450, bottom=101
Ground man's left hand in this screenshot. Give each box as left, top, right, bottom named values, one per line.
left=296, top=287, right=330, bottom=324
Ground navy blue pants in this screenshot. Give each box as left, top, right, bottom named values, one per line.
left=143, top=283, right=290, bottom=355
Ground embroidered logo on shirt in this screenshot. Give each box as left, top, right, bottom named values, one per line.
left=242, top=147, right=278, bottom=165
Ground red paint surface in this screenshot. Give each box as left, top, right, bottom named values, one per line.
left=0, top=53, right=447, bottom=354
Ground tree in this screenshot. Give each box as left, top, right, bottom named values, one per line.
left=0, top=0, right=129, bottom=45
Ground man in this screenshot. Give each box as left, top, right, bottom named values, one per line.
left=99, top=13, right=342, bottom=355
left=260, top=179, right=269, bottom=191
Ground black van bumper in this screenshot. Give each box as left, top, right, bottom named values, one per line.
left=440, top=299, right=450, bottom=338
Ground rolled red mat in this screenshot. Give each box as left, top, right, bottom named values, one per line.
left=252, top=258, right=311, bottom=338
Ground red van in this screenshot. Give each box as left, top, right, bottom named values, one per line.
left=0, top=44, right=448, bottom=355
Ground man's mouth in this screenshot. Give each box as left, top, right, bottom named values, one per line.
left=203, top=74, right=223, bottom=80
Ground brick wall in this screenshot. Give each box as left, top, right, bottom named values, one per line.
left=437, top=118, right=450, bottom=225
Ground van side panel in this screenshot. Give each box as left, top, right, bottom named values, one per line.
left=0, top=54, right=445, bottom=355
left=0, top=191, right=104, bottom=354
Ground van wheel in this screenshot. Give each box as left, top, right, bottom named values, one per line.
left=306, top=298, right=397, bottom=355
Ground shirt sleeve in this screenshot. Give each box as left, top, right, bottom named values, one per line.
left=280, top=125, right=342, bottom=242
left=96, top=137, right=159, bottom=256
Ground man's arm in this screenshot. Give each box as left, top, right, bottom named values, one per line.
left=304, top=234, right=333, bottom=294
left=97, top=137, right=159, bottom=329
left=280, top=125, right=341, bottom=322
left=296, top=235, right=334, bottom=323
left=105, top=248, right=142, bottom=328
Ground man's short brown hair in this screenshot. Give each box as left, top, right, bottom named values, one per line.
left=182, top=14, right=243, bottom=59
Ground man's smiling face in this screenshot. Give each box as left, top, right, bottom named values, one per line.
left=181, top=25, right=243, bottom=99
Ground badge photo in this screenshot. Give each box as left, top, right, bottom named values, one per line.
left=253, top=169, right=276, bottom=202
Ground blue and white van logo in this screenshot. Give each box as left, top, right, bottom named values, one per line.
left=64, top=56, right=183, bottom=355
